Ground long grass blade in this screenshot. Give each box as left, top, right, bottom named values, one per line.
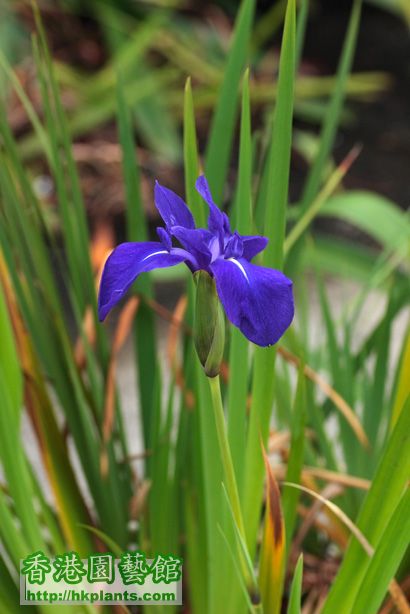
left=116, top=75, right=159, bottom=456
left=205, top=0, right=255, bottom=202
left=300, top=0, right=362, bottom=209
left=183, top=77, right=206, bottom=227
left=259, top=448, right=286, bottom=614
left=282, top=368, right=306, bottom=552
left=351, top=489, right=410, bottom=614
left=322, top=397, right=410, bottom=613
left=227, top=69, right=252, bottom=490
left=287, top=554, right=304, bottom=614
left=243, top=0, right=296, bottom=557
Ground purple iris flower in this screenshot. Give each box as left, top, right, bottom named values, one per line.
left=98, top=176, right=294, bottom=346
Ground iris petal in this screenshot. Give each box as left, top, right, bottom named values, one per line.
left=195, top=176, right=226, bottom=239
left=155, top=181, right=195, bottom=230
left=157, top=227, right=172, bottom=250
left=224, top=232, right=243, bottom=259
left=210, top=257, right=294, bottom=346
left=241, top=235, right=269, bottom=260
left=171, top=226, right=213, bottom=270
left=98, top=242, right=187, bottom=321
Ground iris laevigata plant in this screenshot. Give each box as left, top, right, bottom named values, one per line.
left=98, top=176, right=294, bottom=347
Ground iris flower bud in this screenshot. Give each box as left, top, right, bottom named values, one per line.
left=193, top=270, right=225, bottom=378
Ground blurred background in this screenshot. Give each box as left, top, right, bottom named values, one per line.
left=1, top=0, right=409, bottom=241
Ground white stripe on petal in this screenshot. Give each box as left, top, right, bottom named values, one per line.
left=141, top=250, right=168, bottom=262
left=228, top=258, right=249, bottom=283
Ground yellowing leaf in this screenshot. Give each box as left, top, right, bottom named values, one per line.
left=259, top=447, right=286, bottom=614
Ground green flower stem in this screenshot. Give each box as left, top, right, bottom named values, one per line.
left=208, top=375, right=245, bottom=537
left=208, top=375, right=263, bottom=613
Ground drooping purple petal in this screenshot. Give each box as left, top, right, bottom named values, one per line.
left=171, top=226, right=213, bottom=270
left=210, top=257, right=294, bottom=346
left=155, top=181, right=195, bottom=230
left=98, top=242, right=187, bottom=321
left=195, top=176, right=226, bottom=239
left=241, top=235, right=269, bottom=261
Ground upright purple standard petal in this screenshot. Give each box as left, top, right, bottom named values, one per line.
left=157, top=227, right=172, bottom=250
left=210, top=257, right=294, bottom=346
left=224, top=232, right=243, bottom=259
left=171, top=226, right=213, bottom=270
left=195, top=176, right=226, bottom=239
left=98, top=242, right=187, bottom=321
left=155, top=181, right=195, bottom=230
